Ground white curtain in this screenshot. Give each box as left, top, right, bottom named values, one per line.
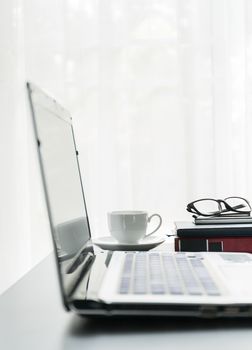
left=1, top=0, right=252, bottom=293
left=68, top=0, right=252, bottom=235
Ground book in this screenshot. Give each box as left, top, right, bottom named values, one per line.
left=175, top=221, right=252, bottom=238
left=194, top=215, right=252, bottom=225
left=175, top=236, right=252, bottom=253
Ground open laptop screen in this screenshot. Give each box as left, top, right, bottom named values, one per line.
left=27, top=83, right=93, bottom=306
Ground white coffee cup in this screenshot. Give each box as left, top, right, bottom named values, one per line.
left=107, top=211, right=162, bottom=244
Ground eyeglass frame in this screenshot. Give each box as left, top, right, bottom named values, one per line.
left=186, top=196, right=251, bottom=217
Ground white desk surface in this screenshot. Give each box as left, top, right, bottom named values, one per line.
left=1, top=243, right=252, bottom=350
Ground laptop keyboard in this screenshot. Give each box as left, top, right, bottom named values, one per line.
left=119, top=252, right=221, bottom=296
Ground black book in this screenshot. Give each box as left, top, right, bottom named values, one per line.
left=175, top=221, right=252, bottom=238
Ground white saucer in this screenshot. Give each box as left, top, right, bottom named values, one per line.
left=92, top=235, right=165, bottom=251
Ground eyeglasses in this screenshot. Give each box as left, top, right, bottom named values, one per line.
left=186, top=196, right=251, bottom=217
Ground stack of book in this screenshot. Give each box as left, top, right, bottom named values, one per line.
left=174, top=218, right=252, bottom=253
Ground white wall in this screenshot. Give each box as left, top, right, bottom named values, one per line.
left=1, top=0, right=252, bottom=295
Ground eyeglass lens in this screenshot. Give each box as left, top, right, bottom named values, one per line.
left=224, top=197, right=251, bottom=212
left=193, top=199, right=221, bottom=215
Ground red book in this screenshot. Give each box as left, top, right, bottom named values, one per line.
left=175, top=236, right=252, bottom=253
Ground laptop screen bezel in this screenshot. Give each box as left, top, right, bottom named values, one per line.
left=27, top=82, right=94, bottom=310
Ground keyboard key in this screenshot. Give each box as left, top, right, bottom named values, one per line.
left=119, top=277, right=130, bottom=294
left=151, top=284, right=165, bottom=294
left=134, top=280, right=147, bottom=294
left=122, top=253, right=134, bottom=275
left=175, top=256, right=203, bottom=294
left=169, top=286, right=184, bottom=295
left=190, top=258, right=220, bottom=296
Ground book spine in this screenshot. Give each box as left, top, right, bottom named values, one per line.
left=175, top=236, right=252, bottom=253
left=176, top=227, right=252, bottom=238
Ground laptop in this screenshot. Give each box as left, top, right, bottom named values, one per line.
left=27, top=82, right=252, bottom=318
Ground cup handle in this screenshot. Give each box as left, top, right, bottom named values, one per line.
left=145, top=214, right=162, bottom=237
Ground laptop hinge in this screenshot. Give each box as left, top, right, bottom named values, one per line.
left=66, top=252, right=95, bottom=298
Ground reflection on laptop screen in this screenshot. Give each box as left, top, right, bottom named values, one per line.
left=27, top=83, right=92, bottom=301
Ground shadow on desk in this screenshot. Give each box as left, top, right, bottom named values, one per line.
left=60, top=315, right=252, bottom=350
left=66, top=315, right=252, bottom=336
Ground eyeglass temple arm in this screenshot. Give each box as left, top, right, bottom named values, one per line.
left=221, top=203, right=248, bottom=213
